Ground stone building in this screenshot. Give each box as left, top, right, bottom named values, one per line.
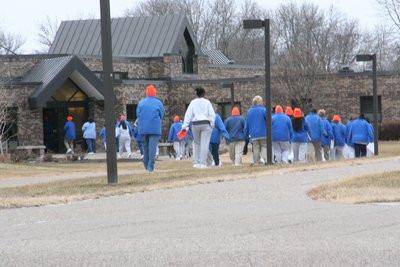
left=0, top=14, right=397, bottom=153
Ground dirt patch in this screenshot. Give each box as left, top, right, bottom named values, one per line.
left=308, top=170, right=400, bottom=204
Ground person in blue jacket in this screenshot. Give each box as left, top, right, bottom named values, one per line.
left=245, top=95, right=267, bottom=165
left=291, top=108, right=309, bottom=163
left=305, top=109, right=325, bottom=161
left=272, top=105, right=293, bottom=163
left=132, top=119, right=143, bottom=158
left=99, top=126, right=107, bottom=150
left=168, top=115, right=184, bottom=160
left=331, top=115, right=347, bottom=160
left=224, top=107, right=246, bottom=166
left=82, top=118, right=96, bottom=154
left=347, top=114, right=374, bottom=157
left=209, top=112, right=229, bottom=167
left=64, top=115, right=76, bottom=154
left=136, top=84, right=165, bottom=172
left=318, top=109, right=334, bottom=161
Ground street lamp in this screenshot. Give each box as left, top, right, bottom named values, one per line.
left=243, top=19, right=273, bottom=165
left=221, top=82, right=235, bottom=107
left=356, top=54, right=378, bottom=156
left=100, top=0, right=118, bottom=184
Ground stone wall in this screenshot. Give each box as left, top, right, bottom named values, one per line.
left=0, top=55, right=48, bottom=77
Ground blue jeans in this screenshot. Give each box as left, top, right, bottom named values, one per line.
left=142, top=134, right=160, bottom=172
left=209, top=143, right=220, bottom=166
left=85, top=138, right=95, bottom=153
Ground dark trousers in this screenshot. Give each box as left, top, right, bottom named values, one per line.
left=85, top=138, right=95, bottom=153
left=210, top=143, right=220, bottom=166
left=354, top=143, right=367, bottom=158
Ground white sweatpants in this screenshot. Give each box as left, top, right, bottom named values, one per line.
left=119, top=136, right=131, bottom=157
left=173, top=141, right=185, bottom=160
left=272, top=141, right=291, bottom=163
left=292, top=142, right=308, bottom=163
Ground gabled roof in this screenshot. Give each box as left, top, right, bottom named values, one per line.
left=22, top=56, right=105, bottom=109
left=49, top=14, right=201, bottom=58
left=201, top=48, right=234, bottom=65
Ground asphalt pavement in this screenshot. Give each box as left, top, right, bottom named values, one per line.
left=1, top=158, right=400, bottom=266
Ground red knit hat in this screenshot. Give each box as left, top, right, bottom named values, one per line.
left=146, top=84, right=157, bottom=97
left=173, top=115, right=180, bottom=122
left=67, top=115, right=73, bottom=121
left=231, top=107, right=240, bottom=116
left=285, top=106, right=294, bottom=116
left=275, top=105, right=283, bottom=113
left=293, top=108, right=303, bottom=118
left=332, top=114, right=341, bottom=122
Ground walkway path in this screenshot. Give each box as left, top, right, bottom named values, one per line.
left=1, top=158, right=400, bottom=266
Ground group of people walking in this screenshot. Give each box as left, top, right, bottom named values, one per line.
left=63, top=84, right=375, bottom=172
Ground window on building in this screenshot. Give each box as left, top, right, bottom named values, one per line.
left=360, top=96, right=382, bottom=122
left=181, top=28, right=195, bottom=74
left=126, top=104, right=137, bottom=122
left=218, top=102, right=241, bottom=121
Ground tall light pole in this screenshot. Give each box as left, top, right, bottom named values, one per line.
left=356, top=54, right=379, bottom=156
left=100, top=0, right=118, bottom=183
left=243, top=19, right=273, bottom=165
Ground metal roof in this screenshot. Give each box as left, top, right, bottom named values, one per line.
left=22, top=56, right=105, bottom=108
left=49, top=14, right=201, bottom=58
left=201, top=48, right=234, bottom=65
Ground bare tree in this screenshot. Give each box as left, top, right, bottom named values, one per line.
left=376, top=0, right=400, bottom=31
left=0, top=29, right=24, bottom=55
left=37, top=16, right=59, bottom=52
left=0, top=85, right=18, bottom=154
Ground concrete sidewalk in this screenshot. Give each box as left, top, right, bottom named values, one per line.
left=1, top=158, right=400, bottom=266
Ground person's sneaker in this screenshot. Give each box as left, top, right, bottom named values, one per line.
left=199, top=164, right=207, bottom=169
left=88, top=152, right=94, bottom=155
left=66, top=149, right=72, bottom=154
left=127, top=153, right=132, bottom=158
left=193, top=164, right=200, bottom=168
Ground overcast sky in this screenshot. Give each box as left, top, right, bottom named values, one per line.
left=0, top=0, right=387, bottom=53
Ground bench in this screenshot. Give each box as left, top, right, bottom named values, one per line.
left=158, top=142, right=174, bottom=157
left=16, top=145, right=46, bottom=157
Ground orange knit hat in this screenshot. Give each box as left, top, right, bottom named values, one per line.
left=146, top=84, right=157, bottom=97
left=275, top=105, right=283, bottom=113
left=67, top=115, right=73, bottom=121
left=293, top=108, right=303, bottom=118
left=173, top=115, right=180, bottom=122
left=231, top=107, right=240, bottom=116
left=285, top=106, right=294, bottom=116
left=332, top=114, right=341, bottom=122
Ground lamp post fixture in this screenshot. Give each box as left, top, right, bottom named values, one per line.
left=356, top=54, right=378, bottom=156
left=100, top=0, right=118, bottom=184
left=243, top=19, right=273, bottom=165
left=221, top=82, right=235, bottom=108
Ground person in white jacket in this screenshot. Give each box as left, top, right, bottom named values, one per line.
left=182, top=87, right=215, bottom=169
left=117, top=119, right=132, bottom=158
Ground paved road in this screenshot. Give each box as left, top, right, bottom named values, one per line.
left=1, top=158, right=400, bottom=266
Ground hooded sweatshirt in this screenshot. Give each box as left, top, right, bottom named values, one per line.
left=292, top=118, right=309, bottom=143
left=320, top=118, right=334, bottom=146
left=332, top=122, right=347, bottom=147
left=245, top=105, right=267, bottom=140
left=168, top=122, right=183, bottom=142
left=137, top=96, right=165, bottom=135
left=224, top=115, right=246, bottom=141
left=272, top=113, right=293, bottom=142
left=305, top=112, right=325, bottom=142
left=82, top=122, right=96, bottom=139
left=64, top=121, right=76, bottom=140
left=348, top=118, right=374, bottom=145
left=210, top=114, right=229, bottom=144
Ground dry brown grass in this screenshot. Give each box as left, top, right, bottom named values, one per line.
left=308, top=170, right=400, bottom=204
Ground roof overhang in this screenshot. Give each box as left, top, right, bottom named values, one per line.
left=27, top=56, right=106, bottom=109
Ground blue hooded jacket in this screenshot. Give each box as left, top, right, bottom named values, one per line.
left=64, top=121, right=76, bottom=140
left=348, top=118, right=374, bottom=145
left=210, top=114, right=229, bottom=144
left=345, top=120, right=354, bottom=146
left=99, top=127, right=106, bottom=142
left=305, top=112, right=325, bottom=142
left=291, top=118, right=309, bottom=143
left=224, top=115, right=246, bottom=141
left=245, top=105, right=267, bottom=140
left=272, top=113, right=293, bottom=142
left=320, top=118, right=334, bottom=146
left=168, top=122, right=183, bottom=142
left=332, top=122, right=347, bottom=147
left=82, top=122, right=96, bottom=139
left=137, top=97, right=165, bottom=135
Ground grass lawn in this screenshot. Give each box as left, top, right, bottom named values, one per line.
left=308, top=170, right=400, bottom=204
left=0, top=141, right=399, bottom=209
